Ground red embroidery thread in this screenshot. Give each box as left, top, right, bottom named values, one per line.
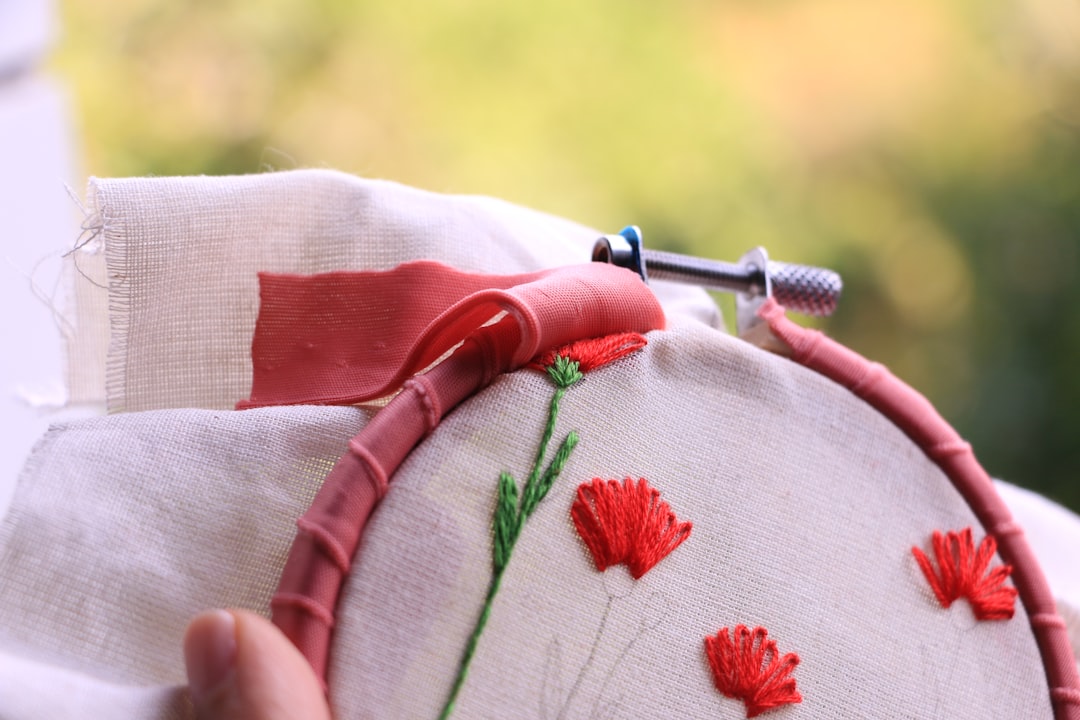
left=571, top=477, right=692, bottom=579
left=440, top=333, right=648, bottom=719
left=911, top=527, right=1018, bottom=620
left=705, top=625, right=802, bottom=718
left=531, top=332, right=648, bottom=374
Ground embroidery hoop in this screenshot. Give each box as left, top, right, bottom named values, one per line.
left=261, top=274, right=1080, bottom=717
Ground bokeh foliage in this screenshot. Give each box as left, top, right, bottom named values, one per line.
left=56, top=0, right=1080, bottom=509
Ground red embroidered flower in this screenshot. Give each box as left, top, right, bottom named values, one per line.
left=570, top=477, right=692, bottom=579
left=911, top=527, right=1017, bottom=620
left=705, top=625, right=802, bottom=718
left=531, top=332, right=648, bottom=388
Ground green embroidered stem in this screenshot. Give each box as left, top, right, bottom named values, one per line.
left=439, top=367, right=581, bottom=719
left=520, top=386, right=569, bottom=519
left=438, top=564, right=507, bottom=720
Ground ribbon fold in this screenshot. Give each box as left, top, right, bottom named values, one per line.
left=239, top=260, right=666, bottom=408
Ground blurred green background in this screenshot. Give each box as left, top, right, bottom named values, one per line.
left=55, top=0, right=1080, bottom=509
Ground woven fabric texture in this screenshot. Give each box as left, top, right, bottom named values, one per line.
left=328, top=317, right=1052, bottom=719
left=0, top=405, right=368, bottom=718
left=0, top=171, right=1065, bottom=718
left=73, top=170, right=719, bottom=412
left=0, top=320, right=1055, bottom=719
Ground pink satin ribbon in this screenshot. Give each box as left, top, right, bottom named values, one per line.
left=240, top=260, right=665, bottom=408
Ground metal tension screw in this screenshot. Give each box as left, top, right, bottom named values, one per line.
left=592, top=226, right=843, bottom=335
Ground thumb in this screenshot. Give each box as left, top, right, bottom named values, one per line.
left=184, top=609, right=332, bottom=720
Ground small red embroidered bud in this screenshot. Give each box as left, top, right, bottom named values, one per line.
left=531, top=332, right=648, bottom=382
left=911, top=527, right=1017, bottom=620
left=571, top=477, right=692, bottom=579
left=705, top=625, right=802, bottom=718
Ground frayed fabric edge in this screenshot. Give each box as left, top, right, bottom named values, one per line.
left=61, top=179, right=111, bottom=408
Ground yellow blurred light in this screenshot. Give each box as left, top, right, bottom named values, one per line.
left=709, top=0, right=953, bottom=159
left=877, top=218, right=973, bottom=331
left=1021, top=0, right=1080, bottom=68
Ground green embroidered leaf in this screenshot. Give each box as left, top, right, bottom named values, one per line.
left=493, top=471, right=520, bottom=571
left=521, top=431, right=579, bottom=518
left=441, top=335, right=648, bottom=719
left=547, top=430, right=579, bottom=478
left=546, top=355, right=583, bottom=389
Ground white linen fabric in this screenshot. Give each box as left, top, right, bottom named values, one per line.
left=330, top=318, right=1051, bottom=719
left=0, top=170, right=1070, bottom=718
left=0, top=320, right=1055, bottom=719
left=0, top=405, right=368, bottom=718
left=72, top=170, right=720, bottom=412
